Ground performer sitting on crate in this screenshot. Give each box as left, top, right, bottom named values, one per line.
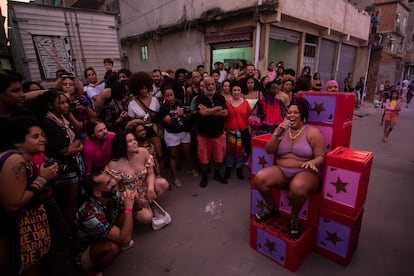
left=254, top=97, right=325, bottom=239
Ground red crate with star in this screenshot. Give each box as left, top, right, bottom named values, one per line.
left=315, top=207, right=364, bottom=265
left=322, top=147, right=373, bottom=217
left=251, top=133, right=274, bottom=175
left=250, top=218, right=315, bottom=271
left=250, top=188, right=319, bottom=229
left=296, top=92, right=355, bottom=126
left=310, top=121, right=352, bottom=153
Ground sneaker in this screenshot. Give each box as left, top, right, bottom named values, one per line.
left=255, top=206, right=280, bottom=222
left=200, top=173, right=208, bottom=188
left=214, top=174, right=228, bottom=184
left=289, top=216, right=302, bottom=239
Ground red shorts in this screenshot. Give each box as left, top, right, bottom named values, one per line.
left=197, top=134, right=226, bottom=164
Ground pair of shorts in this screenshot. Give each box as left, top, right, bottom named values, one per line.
left=164, top=130, right=191, bottom=147
left=197, top=134, right=226, bottom=164
left=383, top=112, right=398, bottom=123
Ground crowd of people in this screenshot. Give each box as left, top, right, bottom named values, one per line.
left=0, top=58, right=381, bottom=275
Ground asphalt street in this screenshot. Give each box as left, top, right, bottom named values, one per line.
left=51, top=102, right=414, bottom=276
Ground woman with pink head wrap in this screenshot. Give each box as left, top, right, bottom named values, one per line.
left=326, top=80, right=339, bottom=92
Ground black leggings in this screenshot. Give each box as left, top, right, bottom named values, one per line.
left=407, top=91, right=413, bottom=104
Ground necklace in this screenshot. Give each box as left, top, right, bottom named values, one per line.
left=289, top=125, right=306, bottom=140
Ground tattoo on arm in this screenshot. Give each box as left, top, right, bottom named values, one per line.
left=12, top=162, right=27, bottom=184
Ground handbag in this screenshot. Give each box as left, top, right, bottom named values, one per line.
left=135, top=97, right=160, bottom=124
left=151, top=200, right=172, bottom=231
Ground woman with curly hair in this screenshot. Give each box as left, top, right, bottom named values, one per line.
left=254, top=97, right=325, bottom=239
left=127, top=72, right=164, bottom=177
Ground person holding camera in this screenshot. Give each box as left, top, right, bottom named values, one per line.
left=55, top=73, right=97, bottom=137
left=158, top=85, right=194, bottom=187
left=35, top=89, right=85, bottom=226
left=100, top=81, right=130, bottom=133
left=0, top=116, right=59, bottom=275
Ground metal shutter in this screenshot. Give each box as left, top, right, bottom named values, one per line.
left=270, top=27, right=300, bottom=44
left=337, top=44, right=356, bottom=91
left=318, top=39, right=336, bottom=85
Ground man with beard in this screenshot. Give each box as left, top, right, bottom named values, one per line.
left=195, top=77, right=228, bottom=187
left=75, top=171, right=137, bottom=275
left=150, top=69, right=163, bottom=101
left=82, top=119, right=116, bottom=174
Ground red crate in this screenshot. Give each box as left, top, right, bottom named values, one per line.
left=250, top=188, right=320, bottom=227
left=315, top=208, right=364, bottom=265
left=296, top=92, right=355, bottom=125
left=250, top=173, right=256, bottom=189
left=250, top=218, right=315, bottom=271
left=322, top=147, right=373, bottom=217
left=310, top=121, right=352, bottom=153
left=272, top=189, right=320, bottom=227
left=251, top=134, right=274, bottom=175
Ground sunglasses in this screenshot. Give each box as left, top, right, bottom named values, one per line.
left=61, top=74, right=75, bottom=80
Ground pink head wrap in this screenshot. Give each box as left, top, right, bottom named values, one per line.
left=326, top=80, right=338, bottom=88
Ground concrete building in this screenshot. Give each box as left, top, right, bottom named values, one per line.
left=364, top=0, right=410, bottom=101
left=33, top=0, right=119, bottom=13
left=118, top=0, right=370, bottom=91
left=8, top=1, right=121, bottom=81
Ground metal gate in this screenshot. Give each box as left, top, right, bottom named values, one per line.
left=317, top=38, right=336, bottom=85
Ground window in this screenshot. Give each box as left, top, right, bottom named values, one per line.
left=141, top=45, right=148, bottom=61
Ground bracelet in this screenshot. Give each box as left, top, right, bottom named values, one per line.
left=27, top=186, right=41, bottom=197
left=31, top=182, right=42, bottom=191
left=33, top=176, right=47, bottom=188
left=124, top=207, right=133, bottom=214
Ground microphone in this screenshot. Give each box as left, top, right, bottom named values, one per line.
left=275, top=119, right=291, bottom=139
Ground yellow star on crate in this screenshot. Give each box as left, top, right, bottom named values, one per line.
left=258, top=156, right=268, bottom=168
left=312, top=102, right=326, bottom=115
left=331, top=177, right=348, bottom=193
left=264, top=238, right=276, bottom=254
left=325, top=231, right=343, bottom=246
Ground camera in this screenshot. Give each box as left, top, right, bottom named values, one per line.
left=44, top=158, right=70, bottom=174
left=69, top=98, right=89, bottom=109
left=183, top=106, right=192, bottom=114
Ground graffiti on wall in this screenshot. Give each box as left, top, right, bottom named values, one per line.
left=33, top=35, right=73, bottom=80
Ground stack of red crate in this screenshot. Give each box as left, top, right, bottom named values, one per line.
left=250, top=134, right=319, bottom=271
left=249, top=93, right=374, bottom=269
left=296, top=92, right=355, bottom=152
left=316, top=146, right=373, bottom=265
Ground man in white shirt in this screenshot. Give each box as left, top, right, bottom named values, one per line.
left=84, top=67, right=105, bottom=103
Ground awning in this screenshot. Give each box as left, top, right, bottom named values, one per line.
left=204, top=27, right=252, bottom=44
